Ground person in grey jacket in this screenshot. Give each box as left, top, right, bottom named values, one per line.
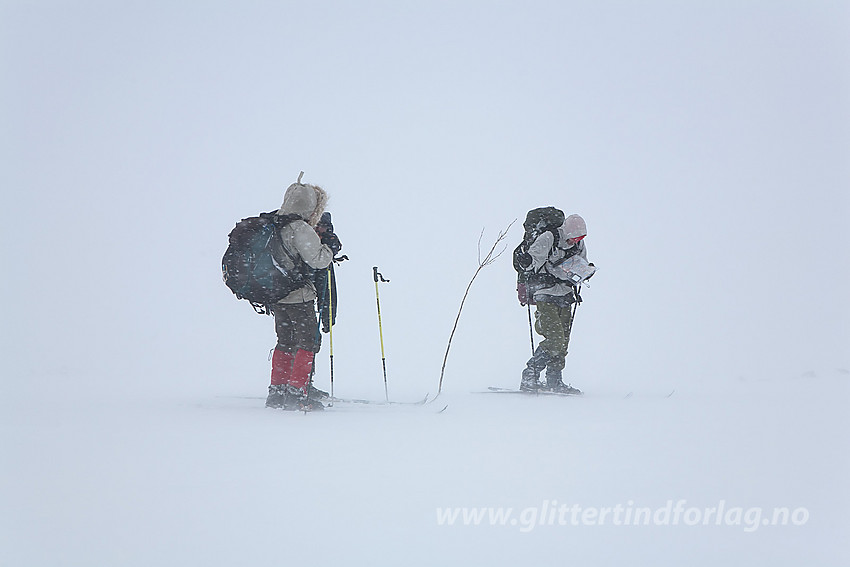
left=519, top=214, right=592, bottom=394
left=265, top=178, right=338, bottom=411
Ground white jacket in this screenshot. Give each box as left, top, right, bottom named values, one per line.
left=275, top=182, right=334, bottom=304
left=527, top=214, right=589, bottom=302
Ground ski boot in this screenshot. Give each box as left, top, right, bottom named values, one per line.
left=265, top=385, right=287, bottom=408
left=520, top=347, right=550, bottom=392
left=308, top=381, right=330, bottom=401
left=545, top=369, right=583, bottom=395
left=285, top=385, right=325, bottom=412
left=520, top=369, right=541, bottom=392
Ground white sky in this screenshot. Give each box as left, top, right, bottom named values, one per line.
left=2, top=1, right=848, bottom=397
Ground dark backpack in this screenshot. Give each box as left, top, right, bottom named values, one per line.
left=512, top=207, right=565, bottom=305
left=512, top=207, right=565, bottom=273
left=222, top=211, right=312, bottom=314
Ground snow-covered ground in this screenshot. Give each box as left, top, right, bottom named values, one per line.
left=2, top=368, right=847, bottom=566
left=3, top=2, right=848, bottom=565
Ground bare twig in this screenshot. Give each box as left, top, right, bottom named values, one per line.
left=438, top=220, right=516, bottom=394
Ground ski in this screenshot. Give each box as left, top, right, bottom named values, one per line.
left=624, top=390, right=676, bottom=399
left=217, top=394, right=432, bottom=408
left=328, top=394, right=430, bottom=406
left=482, top=386, right=583, bottom=397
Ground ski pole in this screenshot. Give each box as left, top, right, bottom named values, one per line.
left=373, top=266, right=390, bottom=401
left=527, top=302, right=536, bottom=356
left=564, top=285, right=581, bottom=357
left=327, top=265, right=335, bottom=406
left=309, top=271, right=328, bottom=397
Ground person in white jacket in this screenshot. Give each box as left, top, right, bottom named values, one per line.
left=518, top=214, right=591, bottom=394
left=265, top=179, right=338, bottom=410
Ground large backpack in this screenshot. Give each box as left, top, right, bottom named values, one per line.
left=512, top=207, right=565, bottom=272
left=512, top=207, right=565, bottom=305
left=222, top=211, right=312, bottom=314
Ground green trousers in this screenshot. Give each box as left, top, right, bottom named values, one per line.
left=534, top=301, right=574, bottom=372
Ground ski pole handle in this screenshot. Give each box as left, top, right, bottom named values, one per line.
left=373, top=266, right=389, bottom=283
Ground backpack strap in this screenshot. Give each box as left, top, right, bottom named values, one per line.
left=265, top=212, right=313, bottom=286
left=269, top=212, right=302, bottom=225
left=549, top=241, right=583, bottom=268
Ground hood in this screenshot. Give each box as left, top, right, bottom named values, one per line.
left=559, top=214, right=587, bottom=241
left=279, top=181, right=328, bottom=227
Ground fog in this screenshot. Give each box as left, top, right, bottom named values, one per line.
left=3, top=2, right=847, bottom=400
left=2, top=2, right=848, bottom=564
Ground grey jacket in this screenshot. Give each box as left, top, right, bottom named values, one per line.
left=275, top=182, right=334, bottom=304
left=527, top=214, right=590, bottom=303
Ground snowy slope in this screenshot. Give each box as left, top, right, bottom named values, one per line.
left=2, top=369, right=847, bottom=566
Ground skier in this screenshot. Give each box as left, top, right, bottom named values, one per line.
left=265, top=180, right=339, bottom=411
left=514, top=212, right=593, bottom=394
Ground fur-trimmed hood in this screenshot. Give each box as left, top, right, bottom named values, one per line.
left=279, top=179, right=328, bottom=227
